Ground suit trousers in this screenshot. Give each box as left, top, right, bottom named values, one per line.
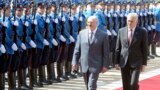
left=83, top=70, right=99, bottom=90
left=121, top=62, right=141, bottom=90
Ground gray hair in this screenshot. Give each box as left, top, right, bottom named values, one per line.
left=127, top=13, right=138, bottom=21
left=87, top=15, right=99, bottom=27
left=88, top=16, right=98, bottom=23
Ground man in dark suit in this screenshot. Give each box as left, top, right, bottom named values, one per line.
left=115, top=13, right=148, bottom=90
left=72, top=16, right=110, bottom=90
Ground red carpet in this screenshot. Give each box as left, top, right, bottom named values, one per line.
left=116, top=74, right=160, bottom=90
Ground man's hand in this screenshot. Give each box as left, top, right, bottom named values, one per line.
left=72, top=64, right=78, bottom=71
left=115, top=64, right=120, bottom=70
left=101, top=67, right=108, bottom=73
left=140, top=65, right=146, bottom=72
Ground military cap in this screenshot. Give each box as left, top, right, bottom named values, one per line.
left=51, top=1, right=56, bottom=7
left=16, top=3, right=23, bottom=11
left=23, top=1, right=31, bottom=8
left=1, top=2, right=10, bottom=9
left=37, top=1, right=45, bottom=8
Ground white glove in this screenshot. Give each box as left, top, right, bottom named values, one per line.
left=33, top=19, right=37, bottom=25
left=151, top=25, right=155, bottom=29
left=14, top=20, right=19, bottom=26
left=148, top=12, right=151, bottom=15
left=125, top=14, right=128, bottom=17
left=106, top=30, right=112, bottom=36
left=120, top=14, right=123, bottom=17
left=79, top=16, right=83, bottom=21
left=52, top=39, right=58, bottom=46
left=114, top=14, right=117, bottom=17
left=0, top=44, right=6, bottom=53
left=21, top=43, right=26, bottom=50
left=70, top=16, right=74, bottom=21
left=144, top=13, right=147, bottom=16
left=43, top=39, right=49, bottom=46
left=140, top=13, right=143, bottom=16
left=54, top=18, right=58, bottom=23
left=148, top=26, right=151, bottom=31
left=62, top=16, right=66, bottom=22
left=112, top=30, right=117, bottom=36
left=107, top=14, right=111, bottom=17
left=29, top=40, right=36, bottom=48
left=46, top=18, right=50, bottom=23
left=60, top=35, right=66, bottom=42
left=24, top=21, right=29, bottom=27
left=2, top=21, right=7, bottom=27
left=12, top=43, right=18, bottom=51
left=69, top=36, right=75, bottom=42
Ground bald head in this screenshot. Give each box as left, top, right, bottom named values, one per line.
left=127, top=13, right=138, bottom=29
left=87, top=16, right=98, bottom=31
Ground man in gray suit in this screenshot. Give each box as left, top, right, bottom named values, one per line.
left=115, top=13, right=148, bottom=90
left=72, top=16, right=110, bottom=90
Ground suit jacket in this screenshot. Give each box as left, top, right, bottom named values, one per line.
left=115, top=26, right=148, bottom=68
left=72, top=28, right=110, bottom=73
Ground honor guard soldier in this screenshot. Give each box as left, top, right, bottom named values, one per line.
left=0, top=2, right=18, bottom=89
left=47, top=1, right=61, bottom=83
left=56, top=2, right=75, bottom=81
left=108, top=0, right=117, bottom=68
left=8, top=2, right=27, bottom=90
left=150, top=1, right=158, bottom=57
left=34, top=1, right=49, bottom=87
left=94, top=1, right=107, bottom=32
left=0, top=2, right=7, bottom=90
left=136, top=2, right=142, bottom=27
left=76, top=3, right=86, bottom=30
left=85, top=2, right=95, bottom=19
left=65, top=3, right=78, bottom=79
left=28, top=0, right=41, bottom=88
left=18, top=1, right=35, bottom=89
left=153, top=1, right=160, bottom=56
left=120, top=1, right=127, bottom=28
left=39, top=2, right=55, bottom=85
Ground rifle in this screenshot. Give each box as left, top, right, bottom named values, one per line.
left=78, top=4, right=82, bottom=33
left=31, top=1, right=36, bottom=41
left=22, top=7, right=27, bottom=43
left=69, top=0, right=73, bottom=36
left=12, top=0, right=17, bottom=43
left=44, top=2, right=50, bottom=39
left=60, top=0, right=64, bottom=36
left=1, top=1, right=7, bottom=45
left=53, top=3, right=57, bottom=39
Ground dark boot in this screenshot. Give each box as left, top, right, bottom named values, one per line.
left=65, top=61, right=76, bottom=79
left=57, top=62, right=66, bottom=82
left=51, top=63, right=60, bottom=83
left=0, top=74, right=5, bottom=90
left=23, top=69, right=33, bottom=89
left=8, top=72, right=17, bottom=90
left=29, top=68, right=43, bottom=87
left=48, top=63, right=59, bottom=83
left=39, top=65, right=50, bottom=85
left=34, top=68, right=43, bottom=87
left=29, top=69, right=34, bottom=87
left=151, top=43, right=159, bottom=57
left=47, top=63, right=53, bottom=84
left=18, top=69, right=33, bottom=90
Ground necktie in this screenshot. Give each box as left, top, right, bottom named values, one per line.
left=90, top=32, right=94, bottom=43
left=128, top=29, right=133, bottom=44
